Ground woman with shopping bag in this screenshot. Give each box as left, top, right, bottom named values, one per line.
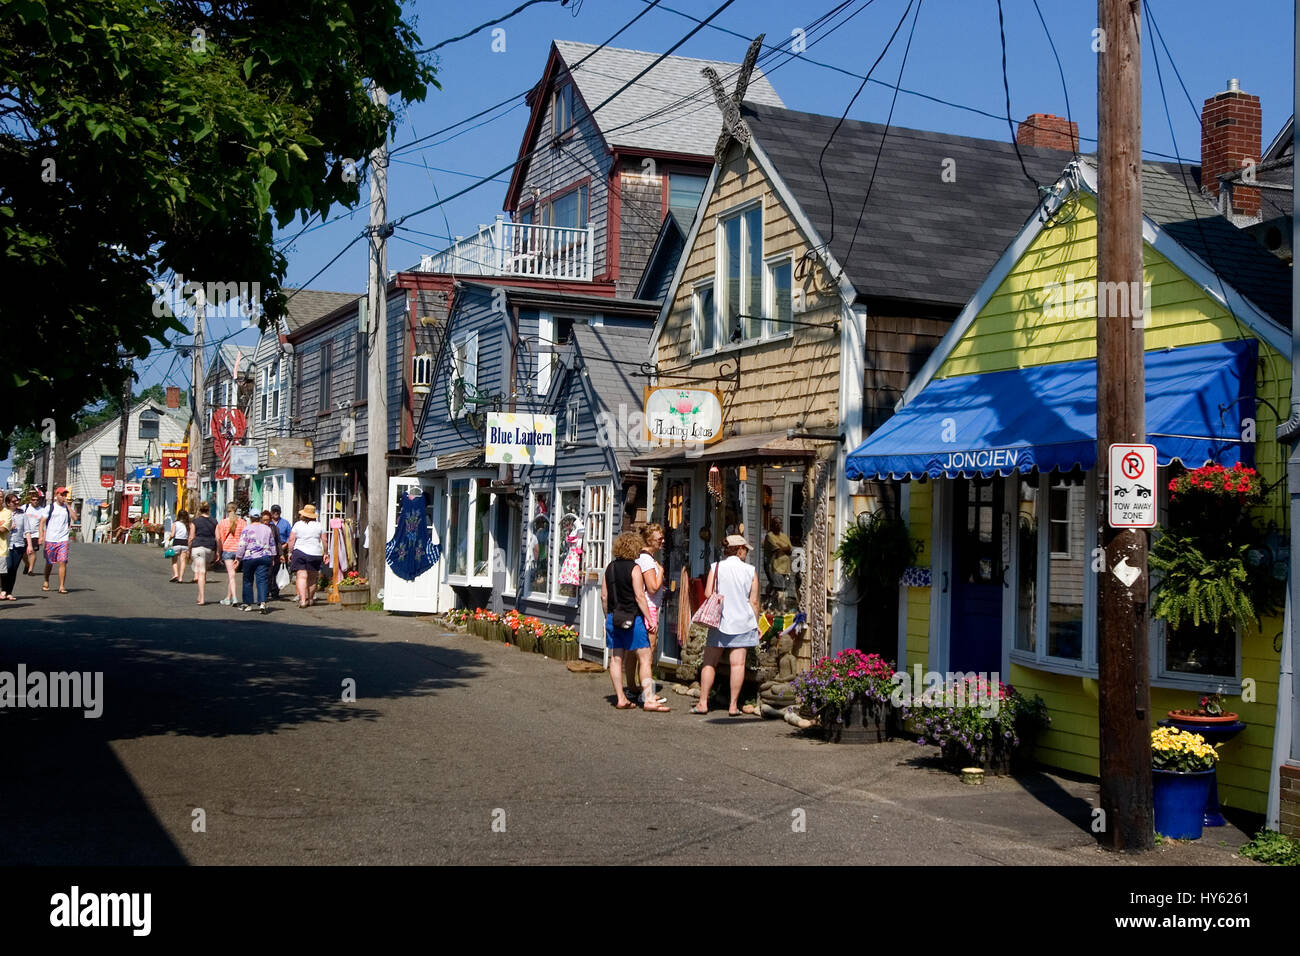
left=691, top=534, right=760, bottom=717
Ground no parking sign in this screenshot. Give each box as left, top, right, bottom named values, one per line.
left=1108, top=443, right=1157, bottom=528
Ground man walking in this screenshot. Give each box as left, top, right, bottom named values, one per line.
left=39, top=487, right=76, bottom=594
left=23, top=490, right=42, bottom=575
left=269, top=505, right=291, bottom=600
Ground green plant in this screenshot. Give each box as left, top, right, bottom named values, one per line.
left=902, top=679, right=1050, bottom=771
left=337, top=571, right=369, bottom=591
left=792, top=649, right=895, bottom=723
left=1149, top=531, right=1256, bottom=631
left=1239, top=829, right=1300, bottom=866
left=362, top=601, right=384, bottom=612
left=835, top=511, right=920, bottom=592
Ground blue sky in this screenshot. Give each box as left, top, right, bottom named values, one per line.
left=3, top=0, right=1293, bottom=485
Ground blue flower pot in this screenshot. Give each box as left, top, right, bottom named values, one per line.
left=1152, top=769, right=1215, bottom=839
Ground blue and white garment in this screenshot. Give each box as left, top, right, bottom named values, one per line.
left=385, top=490, right=441, bottom=581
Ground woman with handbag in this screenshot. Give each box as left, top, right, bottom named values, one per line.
left=692, top=534, right=760, bottom=716
left=602, top=530, right=668, bottom=712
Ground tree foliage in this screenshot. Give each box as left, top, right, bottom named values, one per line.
left=0, top=0, right=437, bottom=453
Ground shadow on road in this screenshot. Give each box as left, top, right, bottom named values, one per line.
left=0, top=614, right=485, bottom=864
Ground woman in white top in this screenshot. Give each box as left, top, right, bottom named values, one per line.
left=693, top=534, right=760, bottom=717
left=634, top=523, right=667, bottom=705
left=169, top=510, right=192, bottom=583
left=286, top=504, right=325, bottom=607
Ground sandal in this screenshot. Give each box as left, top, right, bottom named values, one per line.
left=690, top=705, right=708, bottom=715
left=642, top=702, right=671, bottom=713
left=615, top=701, right=637, bottom=710
left=42, top=583, right=49, bottom=591
left=58, top=589, right=68, bottom=594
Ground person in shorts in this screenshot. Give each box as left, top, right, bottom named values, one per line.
left=215, top=503, right=246, bottom=606
left=286, top=504, right=324, bottom=607
left=601, top=530, right=667, bottom=712
left=189, top=501, right=220, bottom=605
left=39, top=487, right=77, bottom=594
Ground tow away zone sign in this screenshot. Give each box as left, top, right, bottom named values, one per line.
left=1108, top=443, right=1157, bottom=529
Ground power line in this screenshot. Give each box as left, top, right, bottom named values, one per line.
left=390, top=0, right=737, bottom=230
left=842, top=0, right=923, bottom=269
left=995, top=0, right=1043, bottom=192
left=417, top=0, right=570, bottom=55
left=1031, top=0, right=1078, bottom=160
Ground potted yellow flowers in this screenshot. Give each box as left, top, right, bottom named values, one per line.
left=1151, top=726, right=1220, bottom=840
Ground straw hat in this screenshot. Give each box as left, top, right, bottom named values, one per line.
left=724, top=533, right=751, bottom=550
left=299, top=504, right=318, bottom=519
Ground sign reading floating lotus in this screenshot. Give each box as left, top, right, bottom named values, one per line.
left=486, top=413, right=556, bottom=466
left=643, top=387, right=723, bottom=445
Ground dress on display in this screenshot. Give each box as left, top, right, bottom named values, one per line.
left=386, top=491, right=442, bottom=581
left=557, top=517, right=584, bottom=587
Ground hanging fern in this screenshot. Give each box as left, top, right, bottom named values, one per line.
left=835, top=511, right=920, bottom=594
left=1148, top=530, right=1256, bottom=632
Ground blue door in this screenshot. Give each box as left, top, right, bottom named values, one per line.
left=949, top=477, right=1003, bottom=674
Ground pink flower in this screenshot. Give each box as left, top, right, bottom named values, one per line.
left=674, top=398, right=694, bottom=415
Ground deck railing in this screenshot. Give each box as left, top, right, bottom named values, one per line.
left=419, top=218, right=595, bottom=281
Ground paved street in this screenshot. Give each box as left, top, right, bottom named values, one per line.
left=0, top=543, right=1255, bottom=866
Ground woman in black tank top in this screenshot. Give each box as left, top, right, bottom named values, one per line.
left=601, top=531, right=668, bottom=712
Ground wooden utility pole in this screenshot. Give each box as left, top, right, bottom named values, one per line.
left=1096, top=0, right=1153, bottom=851
left=111, top=357, right=132, bottom=534
left=365, top=83, right=390, bottom=593
left=187, top=299, right=205, bottom=515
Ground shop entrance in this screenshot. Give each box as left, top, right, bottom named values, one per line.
left=579, top=480, right=613, bottom=655
left=949, top=476, right=1004, bottom=674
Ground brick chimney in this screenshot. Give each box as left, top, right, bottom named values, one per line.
left=1201, top=78, right=1262, bottom=219
left=166, top=385, right=181, bottom=409
left=1016, top=113, right=1079, bottom=152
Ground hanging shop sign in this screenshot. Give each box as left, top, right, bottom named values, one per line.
left=100, top=473, right=115, bottom=489
left=134, top=466, right=161, bottom=480
left=123, top=481, right=143, bottom=497
left=229, top=445, right=260, bottom=476
left=485, top=413, right=556, bottom=466
left=643, top=387, right=724, bottom=446
left=161, top=445, right=188, bottom=478
left=212, top=408, right=248, bottom=480
left=1108, top=443, right=1157, bottom=529
left=267, top=436, right=313, bottom=470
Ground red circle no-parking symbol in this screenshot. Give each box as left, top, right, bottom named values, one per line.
left=1121, top=452, right=1144, bottom=480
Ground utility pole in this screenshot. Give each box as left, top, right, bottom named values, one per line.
left=112, top=357, right=133, bottom=535
left=188, top=299, right=205, bottom=515
left=365, top=83, right=391, bottom=593
left=1095, top=0, right=1153, bottom=852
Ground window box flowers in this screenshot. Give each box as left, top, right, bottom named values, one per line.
left=1152, top=726, right=1220, bottom=840
left=901, top=678, right=1049, bottom=775
left=792, top=650, right=896, bottom=744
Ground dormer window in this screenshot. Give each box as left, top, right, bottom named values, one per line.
left=553, top=84, right=576, bottom=140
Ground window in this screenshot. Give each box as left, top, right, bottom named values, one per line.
left=1015, top=479, right=1038, bottom=654
left=138, top=408, right=159, bottom=440
left=692, top=281, right=718, bottom=354
left=765, top=255, right=793, bottom=337
left=320, top=475, right=346, bottom=526
left=206, top=386, right=214, bottom=434
left=292, top=356, right=302, bottom=418
left=473, top=478, right=492, bottom=578
left=502, top=496, right=522, bottom=592
left=269, top=359, right=281, bottom=422
left=355, top=331, right=367, bottom=402
left=787, top=480, right=805, bottom=543
left=447, top=478, right=470, bottom=577
left=565, top=399, right=580, bottom=446
left=318, top=342, right=333, bottom=410
left=554, top=487, right=582, bottom=600
left=259, top=367, right=269, bottom=424
left=718, top=204, right=763, bottom=342
left=546, top=185, right=588, bottom=230
left=517, top=205, right=534, bottom=225
left=100, top=455, right=117, bottom=476
left=1048, top=485, right=1072, bottom=557
left=528, top=490, right=552, bottom=596
left=1046, top=474, right=1085, bottom=660
left=553, top=84, right=576, bottom=138
left=668, top=172, right=708, bottom=223
left=449, top=332, right=478, bottom=419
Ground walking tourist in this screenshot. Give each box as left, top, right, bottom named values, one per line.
left=235, top=511, right=276, bottom=614
left=268, top=505, right=291, bottom=600
left=189, top=501, right=219, bottom=605
left=0, top=492, right=19, bottom=600
left=286, top=504, right=324, bottom=608
left=23, top=490, right=42, bottom=574
left=635, top=523, right=668, bottom=705
left=693, top=534, right=761, bottom=717
left=215, top=503, right=246, bottom=606
left=39, top=486, right=77, bottom=594
left=169, top=509, right=192, bottom=582
left=602, top=530, right=667, bottom=713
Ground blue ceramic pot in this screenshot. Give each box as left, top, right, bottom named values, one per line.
left=1152, top=769, right=1215, bottom=839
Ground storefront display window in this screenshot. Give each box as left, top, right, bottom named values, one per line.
left=447, top=478, right=470, bottom=578
left=555, top=487, right=582, bottom=600
left=1047, top=472, right=1085, bottom=661
left=473, top=478, right=492, bottom=578
left=528, top=490, right=551, bottom=596
left=1015, top=478, right=1038, bottom=654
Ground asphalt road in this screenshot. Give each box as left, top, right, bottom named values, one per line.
left=0, top=542, right=1256, bottom=865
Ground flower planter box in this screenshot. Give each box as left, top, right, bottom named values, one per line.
left=1153, top=769, right=1216, bottom=840
left=517, top=632, right=536, bottom=654
left=339, top=587, right=370, bottom=610
left=821, top=698, right=891, bottom=744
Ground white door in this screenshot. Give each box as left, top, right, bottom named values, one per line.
left=383, top=476, right=442, bottom=613
left=579, top=480, right=613, bottom=653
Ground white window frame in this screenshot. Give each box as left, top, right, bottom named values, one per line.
left=1008, top=471, right=1098, bottom=675
left=445, top=470, right=495, bottom=587
left=714, top=199, right=763, bottom=347
left=258, top=367, right=269, bottom=425
left=763, top=252, right=795, bottom=340
left=538, top=313, right=554, bottom=397
left=551, top=483, right=584, bottom=605
left=449, top=331, right=478, bottom=420
left=692, top=280, right=716, bottom=355
left=527, top=486, right=554, bottom=600
left=565, top=399, right=580, bottom=446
